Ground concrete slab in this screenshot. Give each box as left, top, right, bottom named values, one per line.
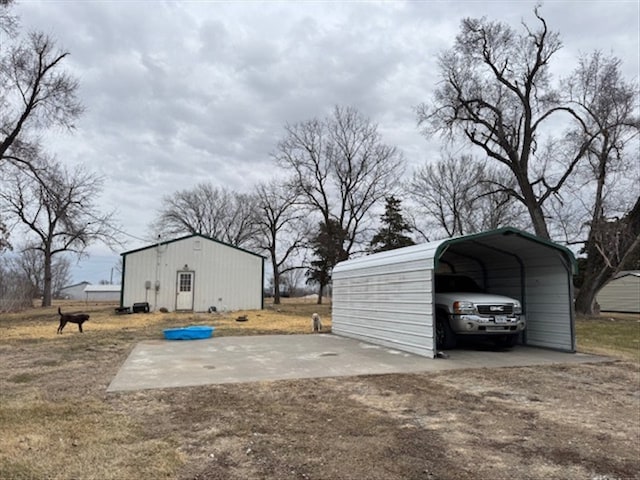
left=107, top=334, right=609, bottom=392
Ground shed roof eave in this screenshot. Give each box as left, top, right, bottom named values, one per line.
left=120, top=233, right=265, bottom=259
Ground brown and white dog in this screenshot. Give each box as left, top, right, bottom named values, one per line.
left=57, top=307, right=90, bottom=334
left=311, top=313, right=322, bottom=333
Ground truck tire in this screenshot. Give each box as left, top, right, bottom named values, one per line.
left=436, top=311, right=457, bottom=350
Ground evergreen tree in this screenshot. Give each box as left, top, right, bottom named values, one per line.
left=370, top=196, right=415, bottom=253
left=306, top=219, right=348, bottom=304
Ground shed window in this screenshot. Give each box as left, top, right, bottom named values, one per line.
left=179, top=273, right=192, bottom=292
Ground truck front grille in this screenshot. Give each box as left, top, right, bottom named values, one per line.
left=477, top=304, right=514, bottom=315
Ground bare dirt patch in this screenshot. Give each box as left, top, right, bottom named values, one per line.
left=0, top=302, right=638, bottom=479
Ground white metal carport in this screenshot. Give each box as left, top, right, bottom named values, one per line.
left=331, top=227, right=577, bottom=358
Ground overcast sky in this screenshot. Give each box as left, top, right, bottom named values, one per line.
left=11, top=0, right=640, bottom=284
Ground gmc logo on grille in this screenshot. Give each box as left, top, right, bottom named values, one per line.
left=489, top=306, right=505, bottom=312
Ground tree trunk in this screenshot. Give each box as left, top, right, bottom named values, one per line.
left=317, top=283, right=323, bottom=305
left=41, top=247, right=52, bottom=307
left=271, top=251, right=281, bottom=305
left=574, top=275, right=607, bottom=315
left=529, top=206, right=550, bottom=239
left=520, top=180, right=550, bottom=239
left=575, top=288, right=597, bottom=316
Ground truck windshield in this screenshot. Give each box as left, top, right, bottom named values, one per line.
left=435, top=275, right=484, bottom=293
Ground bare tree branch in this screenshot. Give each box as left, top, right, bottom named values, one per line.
left=254, top=178, right=308, bottom=304
left=152, top=183, right=258, bottom=248
left=418, top=8, right=571, bottom=239
left=0, top=160, right=122, bottom=306
left=274, top=105, right=404, bottom=256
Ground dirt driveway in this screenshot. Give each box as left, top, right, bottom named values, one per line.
left=110, top=360, right=639, bottom=480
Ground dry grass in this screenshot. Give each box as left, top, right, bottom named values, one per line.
left=0, top=298, right=331, bottom=480
left=1, top=301, right=638, bottom=479
left=575, top=312, right=640, bottom=363
left=0, top=298, right=332, bottom=341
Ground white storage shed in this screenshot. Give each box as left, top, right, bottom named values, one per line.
left=596, top=271, right=640, bottom=313
left=332, top=227, right=577, bottom=358
left=120, top=234, right=264, bottom=312
left=83, top=284, right=121, bottom=302
left=59, top=281, right=90, bottom=300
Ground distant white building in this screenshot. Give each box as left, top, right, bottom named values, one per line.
left=83, top=284, right=121, bottom=302
left=59, top=281, right=90, bottom=300
left=597, top=271, right=640, bottom=313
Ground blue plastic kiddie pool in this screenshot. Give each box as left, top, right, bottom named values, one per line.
left=163, top=325, right=214, bottom=340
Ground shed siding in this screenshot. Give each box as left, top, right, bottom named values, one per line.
left=333, top=257, right=434, bottom=358
left=597, top=275, right=640, bottom=313
left=84, top=291, right=121, bottom=302
left=523, top=262, right=574, bottom=352
left=59, top=282, right=90, bottom=300
left=122, top=236, right=262, bottom=312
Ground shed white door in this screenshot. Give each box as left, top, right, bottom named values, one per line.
left=176, top=271, right=194, bottom=310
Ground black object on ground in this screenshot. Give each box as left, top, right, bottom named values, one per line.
left=132, top=302, right=150, bottom=313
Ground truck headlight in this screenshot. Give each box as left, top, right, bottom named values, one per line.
left=513, top=302, right=522, bottom=315
left=453, top=301, right=475, bottom=314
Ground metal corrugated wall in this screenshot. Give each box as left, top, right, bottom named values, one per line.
left=332, top=245, right=439, bottom=358
left=597, top=275, right=640, bottom=313
left=523, top=255, right=575, bottom=351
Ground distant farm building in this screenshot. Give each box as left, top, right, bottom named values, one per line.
left=59, top=281, right=90, bottom=300
left=120, top=234, right=264, bottom=312
left=596, top=271, right=640, bottom=313
left=83, top=284, right=121, bottom=302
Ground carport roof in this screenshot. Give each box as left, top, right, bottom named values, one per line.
left=435, top=227, right=577, bottom=274
left=333, top=227, right=576, bottom=274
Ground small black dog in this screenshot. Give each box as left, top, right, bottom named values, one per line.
left=57, top=307, right=90, bottom=334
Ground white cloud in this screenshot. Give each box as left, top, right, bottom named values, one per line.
left=8, top=0, right=639, bottom=282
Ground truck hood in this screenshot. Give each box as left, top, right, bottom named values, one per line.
left=435, top=292, right=519, bottom=304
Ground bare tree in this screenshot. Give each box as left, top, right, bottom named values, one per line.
left=153, top=183, right=257, bottom=248
left=408, top=154, right=525, bottom=238
left=0, top=161, right=120, bottom=306
left=0, top=2, right=83, bottom=170
left=254, top=179, right=308, bottom=304
left=562, top=52, right=640, bottom=314
left=274, top=105, right=404, bottom=256
left=0, top=216, right=9, bottom=252
left=1, top=1, right=83, bottom=252
left=417, top=8, right=638, bottom=314
left=12, top=246, right=71, bottom=299
left=0, top=255, right=32, bottom=312
left=0, top=0, right=17, bottom=37
left=417, top=8, right=592, bottom=239
left=278, top=264, right=307, bottom=297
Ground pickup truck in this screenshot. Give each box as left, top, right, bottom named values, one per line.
left=434, top=274, right=525, bottom=349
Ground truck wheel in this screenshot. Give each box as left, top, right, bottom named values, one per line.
left=436, top=312, right=457, bottom=350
